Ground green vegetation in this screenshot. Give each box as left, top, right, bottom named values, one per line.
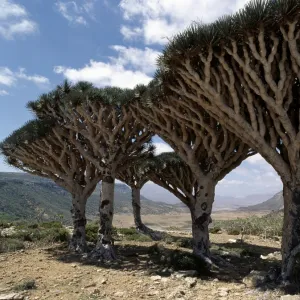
left=86, top=222, right=152, bottom=244
left=0, top=219, right=69, bottom=253
left=213, top=211, right=283, bottom=239
left=0, top=172, right=185, bottom=223
left=0, top=238, right=25, bottom=253
left=13, top=279, right=36, bottom=291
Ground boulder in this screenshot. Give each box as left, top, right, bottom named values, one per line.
left=0, top=293, right=24, bottom=300
left=242, top=270, right=267, bottom=288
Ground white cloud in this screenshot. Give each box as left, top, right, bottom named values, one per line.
left=0, top=67, right=15, bottom=86
left=153, top=142, right=173, bottom=155
left=16, top=68, right=50, bottom=85
left=217, top=155, right=282, bottom=197
left=54, top=60, right=151, bottom=88
left=120, top=25, right=142, bottom=40
left=54, top=45, right=159, bottom=88
left=0, top=66, right=49, bottom=88
left=110, top=45, right=160, bottom=74
left=247, top=154, right=265, bottom=165
left=55, top=0, right=98, bottom=25
left=0, top=89, right=8, bottom=96
left=119, top=0, right=251, bottom=45
left=0, top=0, right=37, bottom=39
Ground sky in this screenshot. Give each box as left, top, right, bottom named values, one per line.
left=0, top=0, right=283, bottom=198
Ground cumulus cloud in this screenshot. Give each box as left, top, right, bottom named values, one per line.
left=0, top=0, right=38, bottom=39
left=54, top=46, right=160, bottom=88
left=0, top=66, right=49, bottom=88
left=119, top=0, right=251, bottom=45
left=110, top=45, right=160, bottom=74
left=55, top=0, right=98, bottom=25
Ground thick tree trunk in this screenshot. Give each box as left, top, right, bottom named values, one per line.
left=69, top=195, right=87, bottom=253
left=93, top=175, right=116, bottom=261
left=132, top=187, right=161, bottom=240
left=281, top=184, right=300, bottom=282
left=190, top=179, right=216, bottom=266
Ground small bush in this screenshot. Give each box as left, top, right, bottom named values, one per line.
left=47, top=228, right=69, bottom=243
left=85, top=222, right=98, bottom=244
left=13, top=279, right=36, bottom=291
left=209, top=226, right=222, bottom=234
left=40, top=221, right=63, bottom=229
left=116, top=227, right=152, bottom=242
left=169, top=250, right=207, bottom=273
left=175, top=238, right=193, bottom=248
left=0, top=238, right=25, bottom=253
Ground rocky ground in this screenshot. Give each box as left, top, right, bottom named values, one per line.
left=0, top=232, right=299, bottom=300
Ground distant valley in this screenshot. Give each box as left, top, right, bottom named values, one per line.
left=0, top=172, right=282, bottom=224
left=0, top=172, right=186, bottom=223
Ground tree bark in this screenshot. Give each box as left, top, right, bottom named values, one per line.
left=93, top=175, right=116, bottom=261
left=189, top=179, right=216, bottom=266
left=69, top=195, right=87, bottom=253
left=132, top=187, right=161, bottom=240
left=281, top=184, right=300, bottom=282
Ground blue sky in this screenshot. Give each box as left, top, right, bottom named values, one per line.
left=0, top=0, right=282, bottom=197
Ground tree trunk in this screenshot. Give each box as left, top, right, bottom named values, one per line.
left=132, top=187, right=161, bottom=240
left=93, top=175, right=116, bottom=261
left=281, top=184, right=300, bottom=282
left=69, top=195, right=87, bottom=253
left=190, top=179, right=216, bottom=266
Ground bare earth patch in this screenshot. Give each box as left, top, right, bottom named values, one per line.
left=0, top=232, right=289, bottom=300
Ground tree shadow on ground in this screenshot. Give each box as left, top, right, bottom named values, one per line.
left=45, top=233, right=300, bottom=295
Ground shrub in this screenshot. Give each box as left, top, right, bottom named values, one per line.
left=13, top=279, right=36, bottom=291
left=85, top=222, right=99, bottom=244
left=209, top=226, right=222, bottom=234
left=169, top=250, right=207, bottom=273
left=214, top=212, right=283, bottom=239
left=175, top=238, right=193, bottom=248
left=0, top=238, right=25, bottom=253
left=116, top=227, right=152, bottom=242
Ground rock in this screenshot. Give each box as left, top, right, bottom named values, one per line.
left=114, top=291, right=126, bottom=297
left=0, top=293, right=24, bottom=300
left=260, top=251, right=281, bottom=260
left=84, top=283, right=96, bottom=288
left=148, top=291, right=159, bottom=296
left=150, top=275, right=161, bottom=281
left=218, top=288, right=229, bottom=297
left=174, top=270, right=198, bottom=278
left=71, top=264, right=77, bottom=268
left=228, top=239, right=237, bottom=243
left=0, top=227, right=16, bottom=237
left=281, top=296, right=300, bottom=300
left=101, top=278, right=107, bottom=284
left=185, top=277, right=197, bottom=288
left=242, top=270, right=267, bottom=288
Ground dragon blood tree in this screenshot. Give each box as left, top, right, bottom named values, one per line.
left=131, top=83, right=255, bottom=265
left=0, top=119, right=101, bottom=252
left=157, top=0, right=300, bottom=280
left=148, top=152, right=214, bottom=259
left=117, top=157, right=161, bottom=240
left=28, top=81, right=153, bottom=260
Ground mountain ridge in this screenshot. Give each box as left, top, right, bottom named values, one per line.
left=0, top=172, right=186, bottom=223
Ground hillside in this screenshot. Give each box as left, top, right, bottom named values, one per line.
left=0, top=172, right=185, bottom=223
left=239, top=191, right=283, bottom=212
